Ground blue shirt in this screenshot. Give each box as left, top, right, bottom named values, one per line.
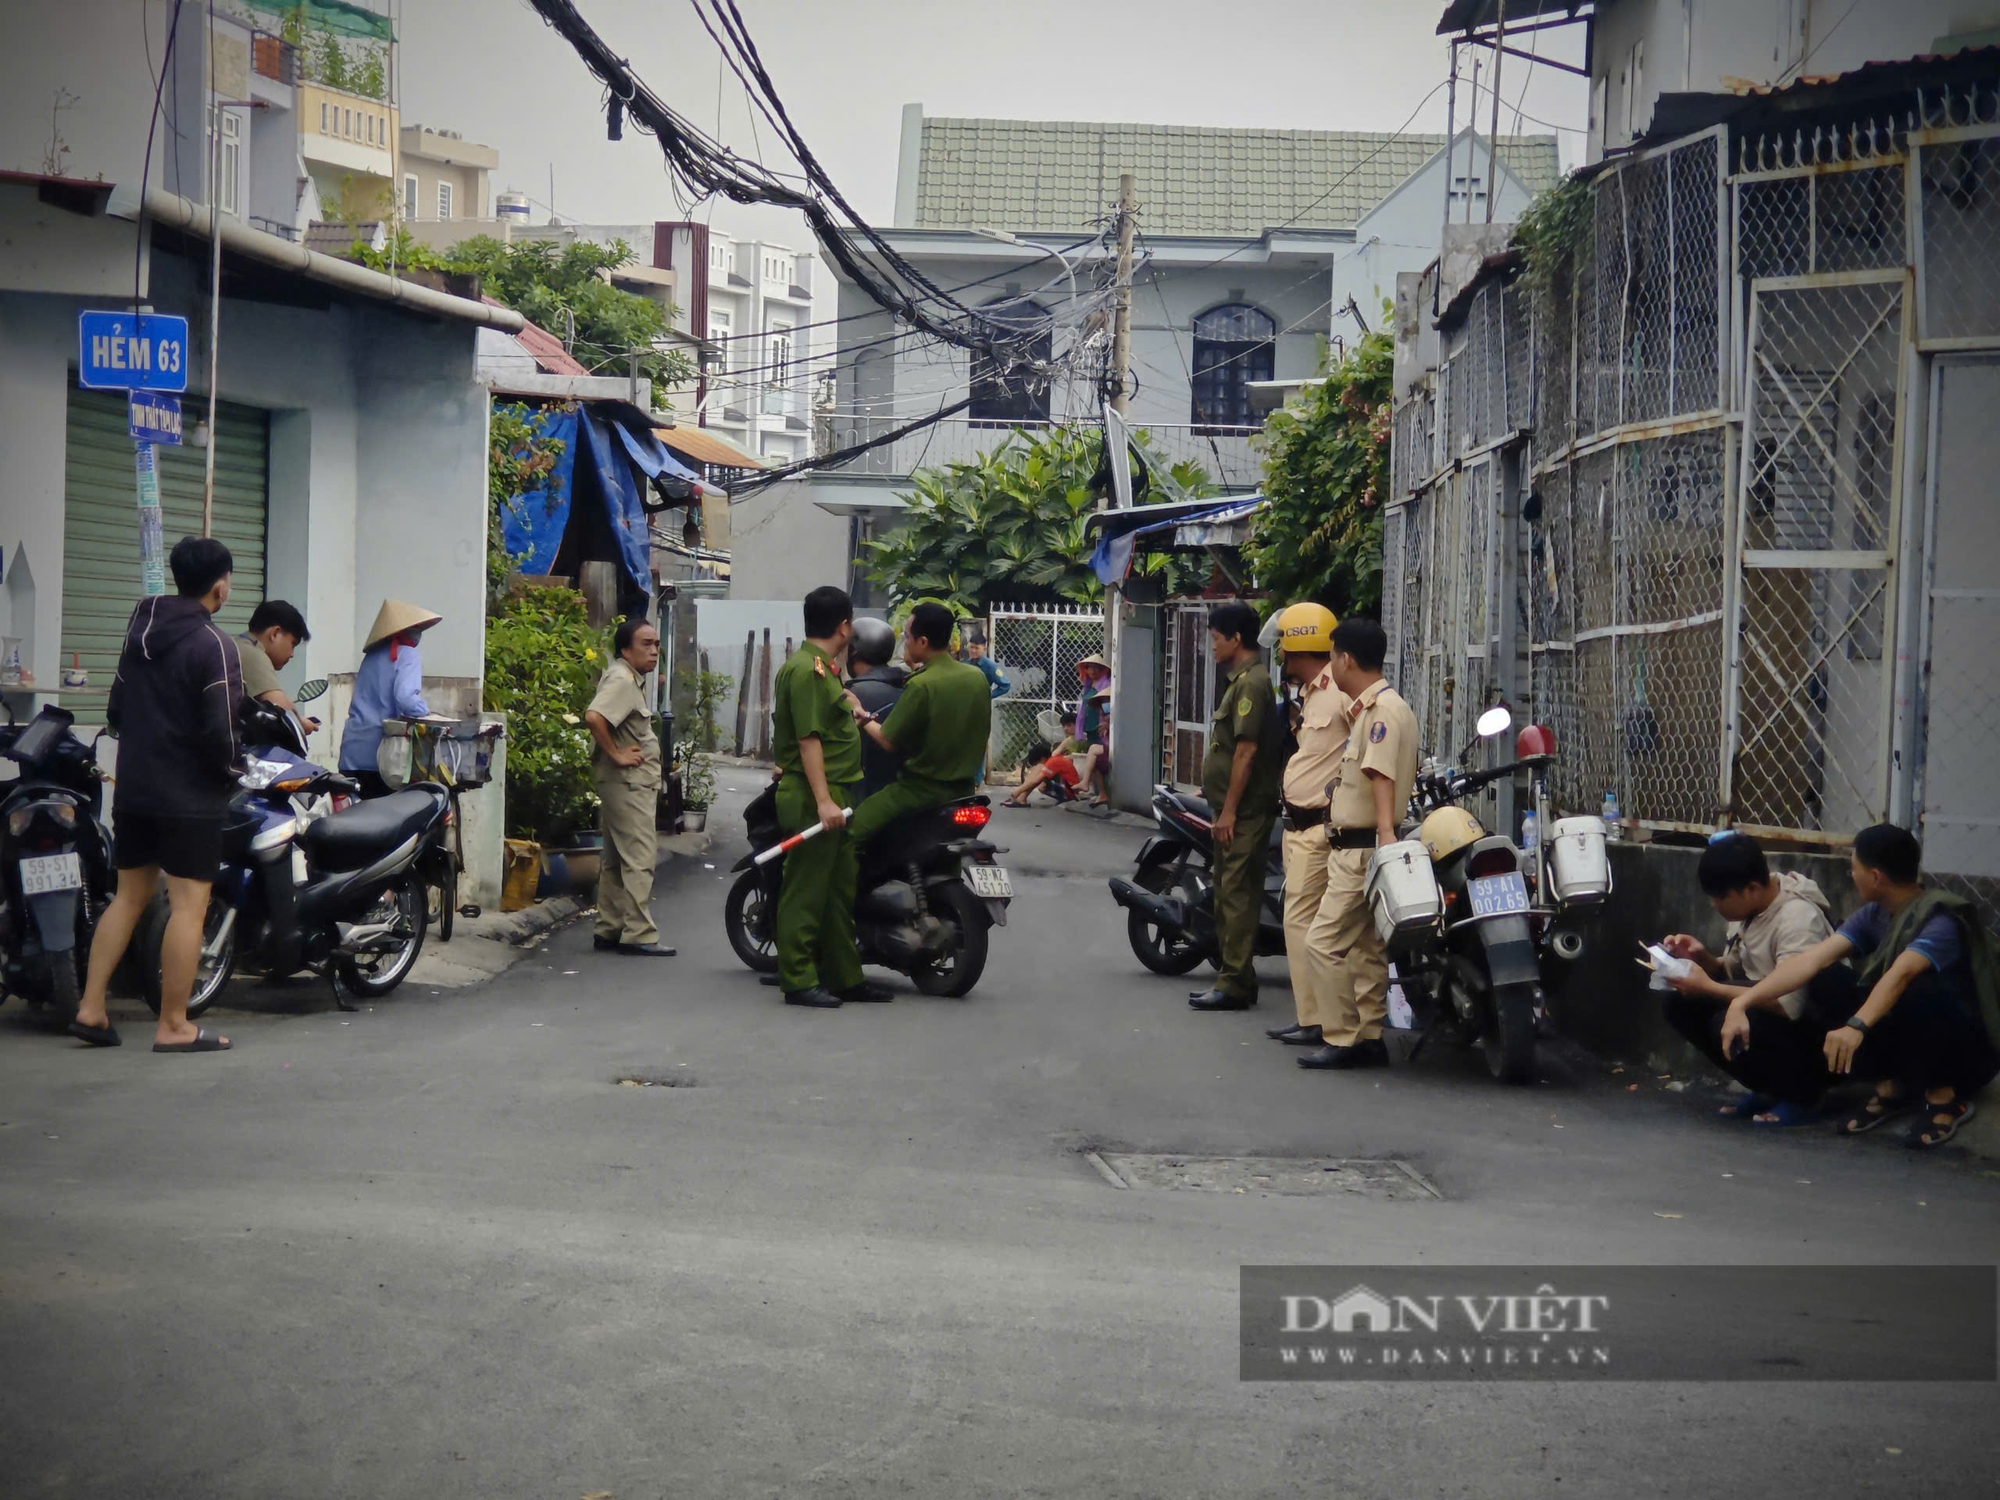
left=339, top=642, right=430, bottom=773
left=970, top=654, right=1010, bottom=699
left=1838, top=902, right=1965, bottom=982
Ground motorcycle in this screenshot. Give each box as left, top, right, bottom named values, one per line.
left=1107, top=785, right=1286, bottom=976
left=135, top=727, right=449, bottom=1018
left=724, top=777, right=1011, bottom=997
left=0, top=706, right=115, bottom=1022
left=1372, top=707, right=1610, bottom=1084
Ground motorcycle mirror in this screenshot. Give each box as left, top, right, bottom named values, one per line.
left=1476, top=706, right=1514, bottom=739
left=294, top=677, right=329, bottom=705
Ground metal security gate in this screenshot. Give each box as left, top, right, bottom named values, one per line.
left=1724, top=270, right=1908, bottom=837
left=1161, top=602, right=1216, bottom=792
left=60, top=387, right=269, bottom=715
left=984, top=601, right=1105, bottom=773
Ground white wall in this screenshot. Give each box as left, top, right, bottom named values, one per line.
left=725, top=478, right=854, bottom=604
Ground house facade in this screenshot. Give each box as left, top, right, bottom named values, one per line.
left=398, top=125, right=497, bottom=228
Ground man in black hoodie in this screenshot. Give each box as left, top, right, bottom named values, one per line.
left=69, top=537, right=243, bottom=1053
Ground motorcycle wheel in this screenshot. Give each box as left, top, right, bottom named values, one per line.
left=1127, top=858, right=1207, bottom=976
left=140, top=892, right=239, bottom=1019
left=25, top=950, right=82, bottom=1024
left=911, top=883, right=989, bottom=998
left=432, top=855, right=457, bottom=944
left=336, top=877, right=428, bottom=998
left=1482, top=979, right=1539, bottom=1085
left=724, top=869, right=780, bottom=974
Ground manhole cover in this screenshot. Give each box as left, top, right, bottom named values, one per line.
left=1089, top=1152, right=1439, bottom=1200
left=614, top=1074, right=697, bottom=1088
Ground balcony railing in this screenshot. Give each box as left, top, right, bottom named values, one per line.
left=823, top=417, right=1265, bottom=491
left=252, top=32, right=298, bottom=86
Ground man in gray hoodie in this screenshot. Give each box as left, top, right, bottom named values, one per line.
left=1660, top=833, right=1834, bottom=1123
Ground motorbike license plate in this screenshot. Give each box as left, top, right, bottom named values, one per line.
left=965, top=864, right=1013, bottom=900
left=1468, top=871, right=1530, bottom=918
left=19, top=852, right=82, bottom=895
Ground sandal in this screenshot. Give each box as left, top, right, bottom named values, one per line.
left=67, top=1019, right=122, bottom=1048
left=1748, top=1101, right=1822, bottom=1127
left=1722, top=1092, right=1774, bottom=1119
left=1837, top=1091, right=1914, bottom=1135
left=152, top=1026, right=232, bottom=1054
left=1907, top=1098, right=1976, bottom=1149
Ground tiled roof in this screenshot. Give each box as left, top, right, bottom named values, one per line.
left=910, top=118, right=1562, bottom=236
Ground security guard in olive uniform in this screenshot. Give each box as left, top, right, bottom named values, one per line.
left=771, top=586, right=874, bottom=1008
left=849, top=601, right=993, bottom=844
left=1189, top=601, right=1284, bottom=1011
left=1266, top=602, right=1343, bottom=1046
left=1297, top=616, right=1420, bottom=1070
left=585, top=617, right=675, bottom=957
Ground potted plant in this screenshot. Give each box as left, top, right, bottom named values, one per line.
left=676, top=740, right=715, bottom=832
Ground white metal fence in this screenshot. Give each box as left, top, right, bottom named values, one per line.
left=1387, top=85, right=2000, bottom=931
left=984, top=601, right=1107, bottom=773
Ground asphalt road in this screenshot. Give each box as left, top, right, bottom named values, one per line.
left=1, top=772, right=1995, bottom=1498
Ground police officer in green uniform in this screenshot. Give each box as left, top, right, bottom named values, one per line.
left=1189, top=601, right=1285, bottom=1011
left=770, top=586, right=877, bottom=1009
left=848, top=602, right=993, bottom=844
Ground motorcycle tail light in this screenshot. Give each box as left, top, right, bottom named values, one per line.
left=952, top=805, right=991, bottom=829
left=1468, top=847, right=1518, bottom=879
left=6, top=808, right=28, bottom=836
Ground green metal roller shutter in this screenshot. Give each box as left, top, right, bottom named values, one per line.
left=59, top=387, right=268, bottom=713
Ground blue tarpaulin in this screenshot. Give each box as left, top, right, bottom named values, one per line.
left=1087, top=496, right=1265, bottom=585
left=497, top=406, right=578, bottom=577
left=577, top=408, right=656, bottom=595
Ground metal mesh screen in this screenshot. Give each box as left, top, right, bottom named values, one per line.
left=1921, top=135, right=2000, bottom=341
left=985, top=603, right=1107, bottom=773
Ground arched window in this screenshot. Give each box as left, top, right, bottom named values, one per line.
left=1190, top=304, right=1275, bottom=431
left=969, top=296, right=1052, bottom=426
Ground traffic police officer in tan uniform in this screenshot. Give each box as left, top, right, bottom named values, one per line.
left=1296, top=617, right=1419, bottom=1071
left=1189, top=600, right=1284, bottom=1012
left=1265, top=603, right=1343, bottom=1048
left=585, top=616, right=676, bottom=957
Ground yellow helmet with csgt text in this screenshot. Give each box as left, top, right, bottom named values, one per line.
left=1272, top=602, right=1338, bottom=656
left=1419, top=806, right=1486, bottom=864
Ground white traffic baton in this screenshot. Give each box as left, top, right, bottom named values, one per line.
left=751, top=807, right=848, bottom=867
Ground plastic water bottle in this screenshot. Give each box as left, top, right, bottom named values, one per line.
left=1520, top=808, right=1539, bottom=857
left=1602, top=788, right=1622, bottom=842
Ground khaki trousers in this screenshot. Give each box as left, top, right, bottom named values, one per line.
left=1312, top=846, right=1388, bottom=1046
left=594, top=773, right=660, bottom=945
left=1280, top=825, right=1331, bottom=1031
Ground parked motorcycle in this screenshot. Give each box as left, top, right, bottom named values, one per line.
left=1368, top=707, right=1610, bottom=1084
left=0, top=706, right=114, bottom=1022
left=136, top=736, right=449, bottom=1018
left=1107, top=785, right=1286, bottom=975
left=724, top=778, right=1011, bottom=997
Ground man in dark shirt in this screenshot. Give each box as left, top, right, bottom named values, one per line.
left=846, top=603, right=993, bottom=845
left=1720, top=822, right=1999, bottom=1148
left=1189, top=601, right=1285, bottom=1012
left=845, top=616, right=908, bottom=800
left=69, top=537, right=244, bottom=1054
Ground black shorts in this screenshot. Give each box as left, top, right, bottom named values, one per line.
left=113, top=811, right=224, bottom=883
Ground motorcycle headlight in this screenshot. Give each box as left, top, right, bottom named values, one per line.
left=250, top=817, right=298, bottom=853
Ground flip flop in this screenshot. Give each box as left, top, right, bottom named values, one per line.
left=152, top=1026, right=231, bottom=1054
left=1747, top=1101, right=1822, bottom=1127
left=67, top=1019, right=122, bottom=1048
left=1722, top=1092, right=1774, bottom=1119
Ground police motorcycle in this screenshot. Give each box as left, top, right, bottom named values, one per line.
left=724, top=777, right=1011, bottom=998
left=1367, top=706, right=1610, bottom=1084
left=1107, top=785, right=1286, bottom=975
left=135, top=692, right=449, bottom=1017
left=0, top=705, right=115, bottom=1022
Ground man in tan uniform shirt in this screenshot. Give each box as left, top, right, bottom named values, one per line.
left=1266, top=603, right=1345, bottom=1049
left=1296, top=617, right=1419, bottom=1071
left=584, top=617, right=675, bottom=957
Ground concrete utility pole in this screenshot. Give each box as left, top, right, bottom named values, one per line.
left=1487, top=0, right=1508, bottom=224
left=1109, top=172, right=1136, bottom=416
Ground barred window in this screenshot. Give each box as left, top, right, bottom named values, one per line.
left=1190, top=303, right=1274, bottom=431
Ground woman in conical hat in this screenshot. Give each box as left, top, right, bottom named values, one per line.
left=339, top=600, right=443, bottom=797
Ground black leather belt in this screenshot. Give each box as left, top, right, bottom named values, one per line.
left=1326, top=826, right=1377, bottom=850
left=1281, top=801, right=1326, bottom=831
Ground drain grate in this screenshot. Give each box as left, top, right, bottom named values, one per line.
left=614, top=1074, right=697, bottom=1088
left=1088, top=1152, right=1439, bottom=1200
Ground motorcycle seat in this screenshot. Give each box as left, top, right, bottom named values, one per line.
left=1163, top=791, right=1213, bottom=821
left=303, top=787, right=445, bottom=872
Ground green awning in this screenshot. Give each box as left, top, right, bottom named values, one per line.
left=238, top=0, right=395, bottom=42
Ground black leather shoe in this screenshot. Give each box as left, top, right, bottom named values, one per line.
left=758, top=974, right=782, bottom=987
left=1188, top=989, right=1255, bottom=1011
left=1297, top=1038, right=1390, bottom=1070
left=593, top=935, right=619, bottom=951
left=615, top=942, right=677, bottom=957
left=1266, top=1021, right=1308, bottom=1039
left=1280, top=1026, right=1325, bottom=1047
left=836, top=981, right=894, bottom=1002
left=784, top=987, right=844, bottom=1008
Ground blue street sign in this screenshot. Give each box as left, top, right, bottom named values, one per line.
left=78, top=311, right=189, bottom=392
left=129, top=391, right=183, bottom=446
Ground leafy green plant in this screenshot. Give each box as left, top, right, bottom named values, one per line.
left=689, top=670, right=732, bottom=751
left=866, top=426, right=1213, bottom=612
left=487, top=402, right=571, bottom=600
left=674, top=740, right=717, bottom=808
left=1513, top=172, right=1593, bottom=302
left=1244, top=332, right=1393, bottom=616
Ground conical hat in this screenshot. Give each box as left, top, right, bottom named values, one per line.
left=365, top=599, right=443, bottom=651
left=1076, top=653, right=1109, bottom=671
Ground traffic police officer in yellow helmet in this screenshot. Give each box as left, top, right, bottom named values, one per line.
left=1266, top=602, right=1346, bottom=1049
left=1293, top=615, right=1420, bottom=1071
